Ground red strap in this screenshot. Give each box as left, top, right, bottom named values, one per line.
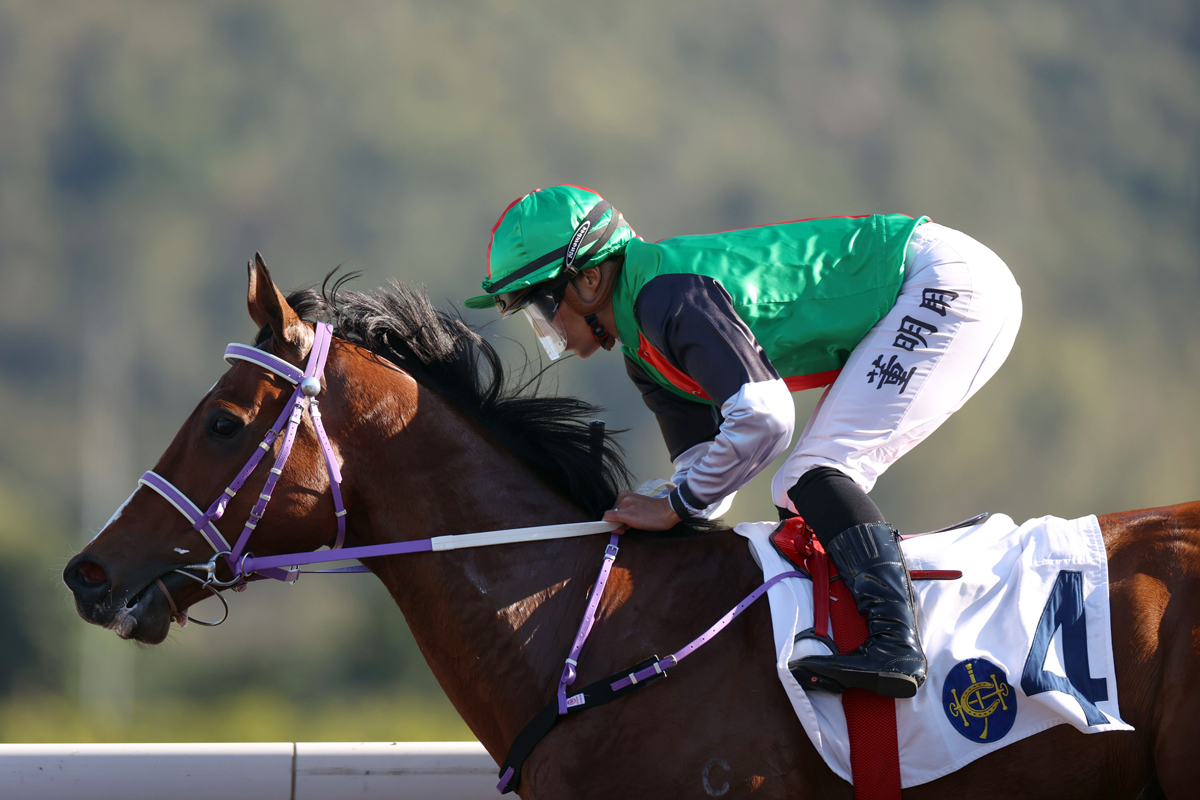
left=810, top=541, right=830, bottom=640
left=826, top=560, right=902, bottom=800
left=910, top=570, right=961, bottom=580
left=777, top=519, right=901, bottom=800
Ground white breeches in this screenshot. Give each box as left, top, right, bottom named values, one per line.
left=771, top=222, right=1023, bottom=511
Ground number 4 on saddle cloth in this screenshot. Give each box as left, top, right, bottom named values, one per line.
left=737, top=512, right=1132, bottom=794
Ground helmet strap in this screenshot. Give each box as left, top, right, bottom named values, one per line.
left=584, top=314, right=614, bottom=350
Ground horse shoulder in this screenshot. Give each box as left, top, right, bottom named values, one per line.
left=523, top=529, right=827, bottom=798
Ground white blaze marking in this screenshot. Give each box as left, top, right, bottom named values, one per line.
left=91, top=488, right=139, bottom=543
left=174, top=548, right=190, bottom=555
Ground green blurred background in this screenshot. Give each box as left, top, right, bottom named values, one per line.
left=0, top=0, right=1196, bottom=743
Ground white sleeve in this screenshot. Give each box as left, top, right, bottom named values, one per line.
left=665, top=443, right=737, bottom=520
left=668, top=379, right=794, bottom=517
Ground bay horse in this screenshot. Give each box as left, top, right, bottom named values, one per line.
left=63, top=257, right=1199, bottom=799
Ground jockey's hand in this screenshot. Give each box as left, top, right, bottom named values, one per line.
left=602, top=491, right=681, bottom=532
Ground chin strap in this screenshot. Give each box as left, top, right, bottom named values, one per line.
left=584, top=314, right=614, bottom=350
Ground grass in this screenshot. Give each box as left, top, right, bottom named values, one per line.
left=0, top=690, right=476, bottom=743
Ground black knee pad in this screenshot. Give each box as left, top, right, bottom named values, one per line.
left=785, top=466, right=885, bottom=546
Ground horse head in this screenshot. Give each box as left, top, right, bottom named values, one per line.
left=62, top=254, right=360, bottom=644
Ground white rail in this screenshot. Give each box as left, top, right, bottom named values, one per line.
left=0, top=741, right=497, bottom=799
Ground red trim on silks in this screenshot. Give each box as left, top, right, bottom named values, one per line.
left=636, top=334, right=843, bottom=399
left=637, top=333, right=712, bottom=399
left=775, top=519, right=903, bottom=800
left=486, top=186, right=608, bottom=278
left=487, top=193, right=534, bottom=277
left=559, top=184, right=605, bottom=198
left=784, top=370, right=841, bottom=392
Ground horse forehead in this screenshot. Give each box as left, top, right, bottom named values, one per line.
left=209, top=360, right=294, bottom=408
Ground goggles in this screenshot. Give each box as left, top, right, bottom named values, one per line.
left=495, top=277, right=570, bottom=360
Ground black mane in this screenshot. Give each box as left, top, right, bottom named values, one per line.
left=268, top=276, right=631, bottom=519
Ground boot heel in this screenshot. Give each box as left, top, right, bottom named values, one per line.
left=873, top=672, right=919, bottom=699
left=788, top=663, right=845, bottom=694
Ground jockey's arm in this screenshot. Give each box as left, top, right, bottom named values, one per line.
left=624, top=358, right=734, bottom=519
left=625, top=274, right=795, bottom=520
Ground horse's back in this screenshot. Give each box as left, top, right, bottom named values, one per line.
left=1099, top=502, right=1200, bottom=798
left=527, top=511, right=1199, bottom=799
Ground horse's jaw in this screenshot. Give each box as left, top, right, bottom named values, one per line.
left=66, top=565, right=175, bottom=645
left=108, top=583, right=173, bottom=644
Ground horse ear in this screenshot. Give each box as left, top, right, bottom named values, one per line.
left=246, top=252, right=308, bottom=351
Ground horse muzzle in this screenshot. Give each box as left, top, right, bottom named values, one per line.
left=63, top=553, right=176, bottom=644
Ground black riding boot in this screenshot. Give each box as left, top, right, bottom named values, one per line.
left=788, top=523, right=927, bottom=698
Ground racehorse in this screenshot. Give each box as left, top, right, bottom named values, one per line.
left=63, top=257, right=1199, bottom=799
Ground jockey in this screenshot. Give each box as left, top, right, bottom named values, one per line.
left=465, top=185, right=1022, bottom=699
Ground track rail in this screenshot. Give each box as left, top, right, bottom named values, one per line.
left=0, top=741, right=495, bottom=799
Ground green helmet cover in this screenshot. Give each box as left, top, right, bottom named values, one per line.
left=465, top=185, right=633, bottom=310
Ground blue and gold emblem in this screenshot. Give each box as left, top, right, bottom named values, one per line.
left=942, top=658, right=1017, bottom=742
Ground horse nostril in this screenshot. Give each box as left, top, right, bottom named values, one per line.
left=77, top=561, right=108, bottom=587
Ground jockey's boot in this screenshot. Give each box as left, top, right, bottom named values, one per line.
left=788, top=523, right=927, bottom=698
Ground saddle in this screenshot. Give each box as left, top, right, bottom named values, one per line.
left=768, top=517, right=963, bottom=800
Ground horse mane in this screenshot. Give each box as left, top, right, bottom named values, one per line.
left=258, top=273, right=722, bottom=536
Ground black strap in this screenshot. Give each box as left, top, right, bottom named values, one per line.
left=488, top=201, right=619, bottom=292
left=584, top=313, right=612, bottom=347
left=573, top=207, right=622, bottom=270
left=498, top=655, right=667, bottom=794
left=588, top=420, right=606, bottom=465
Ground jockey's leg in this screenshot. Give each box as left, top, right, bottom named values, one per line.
left=782, top=465, right=885, bottom=532
left=771, top=222, right=1023, bottom=698
left=784, top=467, right=927, bottom=697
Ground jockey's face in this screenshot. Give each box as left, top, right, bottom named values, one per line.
left=557, top=299, right=605, bottom=358
left=557, top=262, right=619, bottom=359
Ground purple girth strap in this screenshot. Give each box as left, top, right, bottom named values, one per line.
left=495, top=563, right=807, bottom=794
left=608, top=569, right=804, bottom=691
left=137, top=322, right=347, bottom=583
left=557, top=533, right=620, bottom=714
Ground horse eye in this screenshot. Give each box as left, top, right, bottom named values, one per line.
left=209, top=417, right=242, bottom=438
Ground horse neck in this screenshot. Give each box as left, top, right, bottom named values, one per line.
left=337, top=359, right=604, bottom=754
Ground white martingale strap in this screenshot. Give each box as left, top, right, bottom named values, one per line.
left=429, top=520, right=617, bottom=552
left=138, top=471, right=232, bottom=554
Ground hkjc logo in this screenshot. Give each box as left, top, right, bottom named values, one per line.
left=564, top=220, right=592, bottom=269
left=942, top=658, right=1017, bottom=742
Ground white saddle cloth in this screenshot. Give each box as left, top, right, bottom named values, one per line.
left=735, top=513, right=1132, bottom=789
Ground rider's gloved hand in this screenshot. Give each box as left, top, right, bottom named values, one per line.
left=602, top=491, right=681, bottom=532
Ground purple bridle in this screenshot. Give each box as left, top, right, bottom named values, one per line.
left=136, top=322, right=347, bottom=623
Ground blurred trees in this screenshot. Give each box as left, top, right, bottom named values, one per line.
left=0, top=0, right=1196, bottom=741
